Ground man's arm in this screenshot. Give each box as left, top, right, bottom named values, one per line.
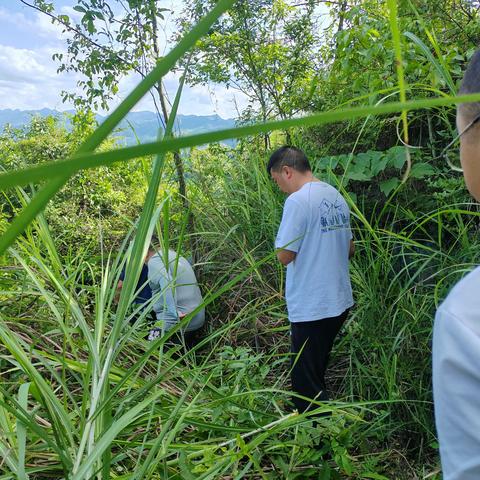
left=277, top=249, right=296, bottom=266
left=148, top=258, right=178, bottom=319
left=275, top=198, right=305, bottom=266
left=114, top=280, right=123, bottom=304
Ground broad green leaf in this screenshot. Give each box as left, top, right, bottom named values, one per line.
left=410, top=162, right=436, bottom=178
left=386, top=146, right=407, bottom=169
left=380, top=178, right=401, bottom=196
left=370, top=154, right=389, bottom=176
left=347, top=171, right=371, bottom=182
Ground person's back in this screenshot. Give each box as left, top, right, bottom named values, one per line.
left=119, top=263, right=152, bottom=306
left=278, top=181, right=353, bottom=321
left=168, top=253, right=205, bottom=332
left=148, top=249, right=205, bottom=333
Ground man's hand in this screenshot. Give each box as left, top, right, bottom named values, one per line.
left=349, top=239, right=355, bottom=259
left=114, top=280, right=123, bottom=304
left=277, top=249, right=296, bottom=266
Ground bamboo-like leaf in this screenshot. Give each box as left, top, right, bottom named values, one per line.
left=29, top=254, right=99, bottom=367
left=387, top=0, right=411, bottom=180
left=2, top=94, right=480, bottom=203
left=0, top=387, right=73, bottom=469
left=71, top=388, right=164, bottom=480
left=16, top=383, right=30, bottom=480
left=405, top=31, right=455, bottom=94
left=0, top=319, right=75, bottom=454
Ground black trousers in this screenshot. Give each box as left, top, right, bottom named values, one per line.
left=290, top=308, right=349, bottom=413
left=169, top=328, right=202, bottom=350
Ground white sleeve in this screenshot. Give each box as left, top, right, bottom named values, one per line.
left=275, top=198, right=306, bottom=253
left=148, top=257, right=178, bottom=319
left=433, top=305, right=480, bottom=480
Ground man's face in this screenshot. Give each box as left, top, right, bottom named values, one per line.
left=457, top=108, right=471, bottom=135
left=457, top=108, right=480, bottom=201
left=271, top=167, right=292, bottom=194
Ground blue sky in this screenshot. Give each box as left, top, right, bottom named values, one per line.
left=0, top=0, right=248, bottom=118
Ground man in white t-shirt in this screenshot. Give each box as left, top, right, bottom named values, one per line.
left=268, top=146, right=354, bottom=413
left=147, top=247, right=205, bottom=348
left=432, top=50, right=480, bottom=479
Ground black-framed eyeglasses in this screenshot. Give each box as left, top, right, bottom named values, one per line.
left=440, top=113, right=480, bottom=171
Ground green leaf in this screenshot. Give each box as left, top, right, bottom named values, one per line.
left=386, top=146, right=407, bottom=169
left=404, top=31, right=455, bottom=94
left=178, top=452, right=196, bottom=480
left=355, top=152, right=372, bottom=170
left=347, top=171, right=371, bottom=181
left=86, top=18, right=95, bottom=34
left=379, top=177, right=400, bottom=196
left=73, top=5, right=86, bottom=13
left=362, top=473, right=390, bottom=480
left=71, top=389, right=164, bottom=480
left=410, top=162, right=435, bottom=179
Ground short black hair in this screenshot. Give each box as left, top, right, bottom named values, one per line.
left=458, top=49, right=480, bottom=122
left=150, top=233, right=160, bottom=248
left=267, top=146, right=311, bottom=175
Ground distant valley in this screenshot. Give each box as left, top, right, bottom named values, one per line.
left=0, top=108, right=236, bottom=147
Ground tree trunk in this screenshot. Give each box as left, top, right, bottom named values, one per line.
left=150, top=4, right=197, bottom=260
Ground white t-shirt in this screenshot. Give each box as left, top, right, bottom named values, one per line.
left=148, top=250, right=205, bottom=332
left=433, top=265, right=480, bottom=480
left=275, top=181, right=354, bottom=322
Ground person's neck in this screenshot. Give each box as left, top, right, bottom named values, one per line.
left=291, top=173, right=319, bottom=192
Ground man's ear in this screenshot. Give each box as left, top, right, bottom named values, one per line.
left=283, top=165, right=293, bottom=179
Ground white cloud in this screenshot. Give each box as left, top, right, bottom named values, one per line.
left=59, top=5, right=83, bottom=21
left=0, top=7, right=31, bottom=30
left=0, top=3, right=248, bottom=119
left=0, top=42, right=248, bottom=118
left=120, top=71, right=248, bottom=119
left=0, top=7, right=67, bottom=42
left=0, top=44, right=78, bottom=111
left=35, top=12, right=67, bottom=40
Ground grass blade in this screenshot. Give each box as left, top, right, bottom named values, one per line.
left=16, top=383, right=30, bottom=480
left=2, top=94, right=480, bottom=201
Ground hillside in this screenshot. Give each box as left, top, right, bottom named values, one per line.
left=0, top=108, right=236, bottom=146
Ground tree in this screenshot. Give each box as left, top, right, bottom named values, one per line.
left=24, top=0, right=195, bottom=252
left=300, top=0, right=480, bottom=156
left=0, top=114, right=144, bottom=250
left=179, top=0, right=321, bottom=146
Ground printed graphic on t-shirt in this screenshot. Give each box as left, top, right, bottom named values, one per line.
left=318, top=198, right=349, bottom=233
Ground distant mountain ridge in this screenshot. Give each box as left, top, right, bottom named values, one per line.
left=0, top=108, right=236, bottom=146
